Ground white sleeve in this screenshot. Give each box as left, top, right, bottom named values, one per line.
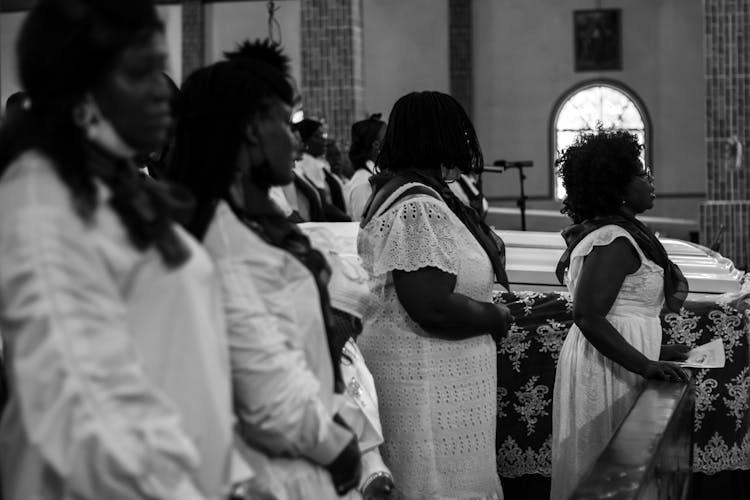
left=217, top=253, right=354, bottom=466
left=360, top=196, right=459, bottom=278
left=0, top=207, right=206, bottom=499
left=347, top=182, right=372, bottom=222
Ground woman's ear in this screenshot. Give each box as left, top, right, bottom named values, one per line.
left=244, top=121, right=260, bottom=146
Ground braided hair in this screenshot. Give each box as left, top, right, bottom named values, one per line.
left=376, top=91, right=483, bottom=176
left=168, top=40, right=347, bottom=391
left=167, top=39, right=295, bottom=239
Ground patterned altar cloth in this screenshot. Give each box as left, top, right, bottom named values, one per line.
left=493, top=290, right=750, bottom=477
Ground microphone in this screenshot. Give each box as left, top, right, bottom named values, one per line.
left=492, top=160, right=534, bottom=168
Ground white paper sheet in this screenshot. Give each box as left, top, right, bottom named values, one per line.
left=676, top=338, right=726, bottom=369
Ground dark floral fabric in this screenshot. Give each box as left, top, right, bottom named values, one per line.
left=493, top=290, right=750, bottom=477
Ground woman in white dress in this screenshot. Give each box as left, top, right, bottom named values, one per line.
left=167, top=40, right=361, bottom=499
left=357, top=91, right=512, bottom=499
left=551, top=129, right=691, bottom=500
left=0, top=1, right=241, bottom=498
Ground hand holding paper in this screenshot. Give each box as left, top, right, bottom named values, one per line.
left=677, top=339, right=726, bottom=369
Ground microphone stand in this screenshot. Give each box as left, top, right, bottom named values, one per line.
left=516, top=165, right=528, bottom=231
left=484, top=160, right=534, bottom=231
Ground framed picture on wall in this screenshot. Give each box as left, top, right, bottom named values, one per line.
left=573, top=9, right=622, bottom=72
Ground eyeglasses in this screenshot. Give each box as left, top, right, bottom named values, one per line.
left=635, top=168, right=654, bottom=182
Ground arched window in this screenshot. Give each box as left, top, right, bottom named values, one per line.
left=552, top=81, right=650, bottom=200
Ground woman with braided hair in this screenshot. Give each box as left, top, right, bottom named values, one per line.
left=357, top=91, right=511, bottom=499
left=0, top=0, right=240, bottom=498
left=167, top=40, right=363, bottom=499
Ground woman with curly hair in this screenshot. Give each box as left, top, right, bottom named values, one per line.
left=550, top=129, right=691, bottom=499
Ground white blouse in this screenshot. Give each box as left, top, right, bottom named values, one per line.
left=344, top=161, right=374, bottom=222
left=202, top=201, right=355, bottom=499
left=0, top=151, right=237, bottom=499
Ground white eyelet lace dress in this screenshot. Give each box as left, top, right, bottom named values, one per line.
left=357, top=182, right=503, bottom=500
left=551, top=225, right=665, bottom=500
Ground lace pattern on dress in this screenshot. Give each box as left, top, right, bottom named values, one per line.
left=357, top=183, right=501, bottom=498
left=360, top=195, right=459, bottom=279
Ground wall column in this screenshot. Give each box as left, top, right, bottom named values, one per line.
left=449, top=0, right=472, bottom=118
left=300, top=0, right=364, bottom=142
left=182, top=0, right=204, bottom=82
left=700, top=0, right=750, bottom=269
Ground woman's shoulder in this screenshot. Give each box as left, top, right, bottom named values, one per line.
left=349, top=168, right=372, bottom=185
left=365, top=182, right=448, bottom=222
left=579, top=224, right=634, bottom=245
left=203, top=202, right=317, bottom=285
left=203, top=201, right=275, bottom=259
left=0, top=150, right=69, bottom=203
left=0, top=150, right=83, bottom=226
left=571, top=224, right=637, bottom=257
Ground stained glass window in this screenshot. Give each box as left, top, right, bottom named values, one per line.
left=553, top=83, right=648, bottom=200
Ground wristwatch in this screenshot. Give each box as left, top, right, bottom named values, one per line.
left=361, top=471, right=394, bottom=494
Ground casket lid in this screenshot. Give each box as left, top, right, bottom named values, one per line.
left=298, top=223, right=744, bottom=297
left=498, top=230, right=743, bottom=296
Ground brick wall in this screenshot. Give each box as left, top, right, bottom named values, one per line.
left=182, top=0, right=204, bottom=83
left=700, top=0, right=750, bottom=269
left=300, top=0, right=364, bottom=143
left=449, top=0, right=473, bottom=118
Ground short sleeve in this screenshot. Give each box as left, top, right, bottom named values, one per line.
left=567, top=225, right=644, bottom=284
left=359, top=196, right=459, bottom=278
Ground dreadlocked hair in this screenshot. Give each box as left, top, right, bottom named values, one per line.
left=375, top=91, right=483, bottom=179
left=557, top=127, right=643, bottom=224
left=166, top=39, right=295, bottom=240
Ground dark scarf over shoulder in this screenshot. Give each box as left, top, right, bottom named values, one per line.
left=555, top=214, right=688, bottom=312
left=226, top=198, right=345, bottom=394
left=367, top=170, right=510, bottom=290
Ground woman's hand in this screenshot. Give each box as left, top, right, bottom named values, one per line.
left=326, top=435, right=361, bottom=495
left=490, top=303, right=513, bottom=342
left=659, top=344, right=690, bottom=362
left=362, top=473, right=397, bottom=499
left=640, top=360, right=690, bottom=383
